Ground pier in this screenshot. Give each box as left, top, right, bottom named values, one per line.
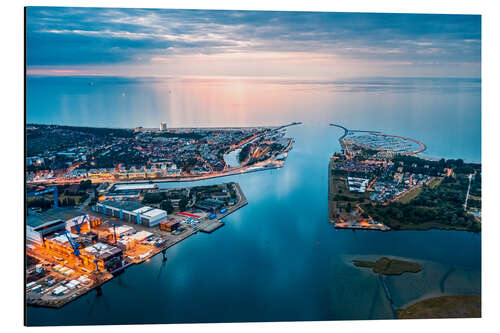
left=199, top=220, right=225, bottom=233
left=330, top=123, right=426, bottom=156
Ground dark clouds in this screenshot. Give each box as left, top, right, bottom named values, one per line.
left=26, top=7, right=481, bottom=67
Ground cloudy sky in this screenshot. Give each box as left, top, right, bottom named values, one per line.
left=26, top=7, right=481, bottom=78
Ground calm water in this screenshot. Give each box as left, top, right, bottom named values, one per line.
left=26, top=76, right=481, bottom=325
left=27, top=76, right=481, bottom=162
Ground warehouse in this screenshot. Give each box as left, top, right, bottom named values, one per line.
left=27, top=216, right=66, bottom=244
left=139, top=208, right=167, bottom=227
left=82, top=242, right=123, bottom=272
left=195, top=198, right=225, bottom=212
left=108, top=225, right=134, bottom=237
left=95, top=200, right=142, bottom=221
left=27, top=208, right=91, bottom=244
left=95, top=200, right=167, bottom=228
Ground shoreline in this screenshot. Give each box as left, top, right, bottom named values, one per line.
left=396, top=294, right=481, bottom=319
left=328, top=124, right=481, bottom=233
left=27, top=124, right=298, bottom=187
left=26, top=182, right=249, bottom=309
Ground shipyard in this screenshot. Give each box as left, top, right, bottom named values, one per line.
left=26, top=181, right=248, bottom=308
left=25, top=122, right=295, bottom=309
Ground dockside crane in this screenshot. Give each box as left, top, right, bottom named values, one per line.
left=62, top=229, right=81, bottom=257
left=93, top=259, right=100, bottom=273
left=71, top=215, right=90, bottom=235
left=62, top=229, right=83, bottom=271
left=93, top=245, right=106, bottom=273
left=113, top=224, right=117, bottom=244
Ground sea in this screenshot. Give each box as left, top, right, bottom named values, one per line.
left=26, top=76, right=481, bottom=325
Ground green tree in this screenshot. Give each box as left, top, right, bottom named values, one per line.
left=78, top=179, right=92, bottom=191
left=160, top=200, right=174, bottom=214
left=179, top=197, right=189, bottom=211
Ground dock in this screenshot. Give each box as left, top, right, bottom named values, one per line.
left=26, top=182, right=250, bottom=309
left=199, top=220, right=225, bottom=233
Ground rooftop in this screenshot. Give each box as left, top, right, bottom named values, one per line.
left=132, top=206, right=154, bottom=214
left=48, top=232, right=78, bottom=244
left=141, top=208, right=166, bottom=218
left=100, top=200, right=144, bottom=212
left=83, top=242, right=122, bottom=259
left=27, top=208, right=86, bottom=228
left=113, top=183, right=158, bottom=191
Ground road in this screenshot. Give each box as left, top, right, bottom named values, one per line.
left=27, top=125, right=299, bottom=187
left=464, top=173, right=473, bottom=211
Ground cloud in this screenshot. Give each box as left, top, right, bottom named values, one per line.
left=25, top=7, right=481, bottom=77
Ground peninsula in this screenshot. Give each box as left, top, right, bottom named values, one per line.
left=328, top=124, right=481, bottom=232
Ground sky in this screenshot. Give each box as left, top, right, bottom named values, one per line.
left=26, top=7, right=481, bottom=79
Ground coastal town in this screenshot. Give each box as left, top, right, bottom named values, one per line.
left=25, top=122, right=297, bottom=308
left=328, top=124, right=481, bottom=232
left=26, top=122, right=296, bottom=185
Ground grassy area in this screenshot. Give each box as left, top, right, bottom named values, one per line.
left=328, top=169, right=369, bottom=221
left=396, top=187, right=423, bottom=204
left=363, top=173, right=480, bottom=232
left=389, top=222, right=477, bottom=231
left=353, top=257, right=422, bottom=275
left=27, top=194, right=87, bottom=207
left=428, top=177, right=443, bottom=189
left=58, top=195, right=84, bottom=205
left=397, top=295, right=480, bottom=319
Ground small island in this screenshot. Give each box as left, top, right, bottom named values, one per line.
left=397, top=295, right=481, bottom=319
left=353, top=257, right=422, bottom=275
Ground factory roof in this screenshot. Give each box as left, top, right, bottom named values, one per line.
left=132, top=206, right=154, bottom=214
left=131, top=231, right=153, bottom=242
left=109, top=225, right=134, bottom=235
left=100, top=200, right=144, bottom=212
left=141, top=208, right=166, bottom=218
left=113, top=183, right=158, bottom=191
left=83, top=242, right=122, bottom=259
left=49, top=232, right=78, bottom=244
left=27, top=208, right=86, bottom=228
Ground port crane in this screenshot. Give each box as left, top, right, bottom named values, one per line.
left=93, top=245, right=107, bottom=273
left=26, top=186, right=59, bottom=208
left=62, top=229, right=81, bottom=257
left=71, top=215, right=90, bottom=235
left=113, top=224, right=118, bottom=244
left=93, top=259, right=101, bottom=273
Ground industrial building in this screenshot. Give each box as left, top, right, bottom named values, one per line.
left=44, top=231, right=124, bottom=273
left=95, top=200, right=167, bottom=227
left=195, top=198, right=225, bottom=212
left=81, top=242, right=123, bottom=272
left=26, top=208, right=89, bottom=244
left=159, top=220, right=180, bottom=232
left=27, top=217, right=66, bottom=244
